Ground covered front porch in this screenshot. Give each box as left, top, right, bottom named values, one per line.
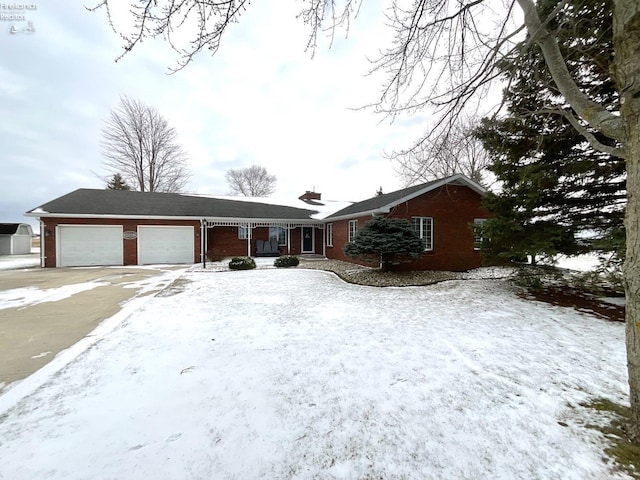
left=201, top=219, right=325, bottom=261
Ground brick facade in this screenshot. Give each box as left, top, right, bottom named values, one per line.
left=35, top=179, right=485, bottom=270
left=325, top=185, right=489, bottom=272
left=40, top=217, right=201, bottom=268
left=205, top=226, right=324, bottom=259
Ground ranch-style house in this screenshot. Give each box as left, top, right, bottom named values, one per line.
left=25, top=173, right=489, bottom=271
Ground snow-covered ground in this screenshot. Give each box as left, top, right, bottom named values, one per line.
left=0, top=267, right=630, bottom=479
left=0, top=252, right=40, bottom=271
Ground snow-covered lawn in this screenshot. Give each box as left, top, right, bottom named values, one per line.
left=0, top=267, right=630, bottom=479
left=0, top=252, right=40, bottom=271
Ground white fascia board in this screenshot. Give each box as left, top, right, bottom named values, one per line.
left=23, top=213, right=206, bottom=221
left=25, top=212, right=324, bottom=224
left=203, top=217, right=324, bottom=225
left=324, top=207, right=391, bottom=223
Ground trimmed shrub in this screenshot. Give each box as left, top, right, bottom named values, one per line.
left=206, top=247, right=225, bottom=262
left=274, top=255, right=300, bottom=268
left=228, top=256, right=256, bottom=270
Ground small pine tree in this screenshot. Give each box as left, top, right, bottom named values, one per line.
left=106, top=173, right=131, bottom=190
left=344, top=216, right=425, bottom=271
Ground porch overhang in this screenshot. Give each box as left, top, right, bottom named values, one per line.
left=202, top=218, right=325, bottom=229
left=200, top=218, right=325, bottom=262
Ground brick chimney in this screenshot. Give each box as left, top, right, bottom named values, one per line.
left=298, top=190, right=322, bottom=202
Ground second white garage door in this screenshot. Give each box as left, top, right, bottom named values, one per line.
left=137, top=226, right=194, bottom=265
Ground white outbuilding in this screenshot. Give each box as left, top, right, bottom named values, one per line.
left=0, top=223, right=34, bottom=255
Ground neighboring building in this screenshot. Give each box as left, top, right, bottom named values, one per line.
left=0, top=223, right=34, bottom=255
left=24, top=174, right=489, bottom=271
left=323, top=174, right=489, bottom=271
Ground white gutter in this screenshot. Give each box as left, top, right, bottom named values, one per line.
left=324, top=207, right=390, bottom=223
left=38, top=219, right=44, bottom=267
left=25, top=212, right=325, bottom=226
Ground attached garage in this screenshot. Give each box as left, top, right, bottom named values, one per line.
left=137, top=226, right=194, bottom=265
left=25, top=189, right=320, bottom=268
left=57, top=225, right=123, bottom=267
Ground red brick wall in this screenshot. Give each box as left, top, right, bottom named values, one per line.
left=206, top=226, right=252, bottom=258
left=325, top=185, right=489, bottom=271
left=40, top=217, right=201, bottom=268
left=205, top=226, right=323, bottom=259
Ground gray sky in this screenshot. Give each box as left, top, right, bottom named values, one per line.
left=0, top=1, right=432, bottom=228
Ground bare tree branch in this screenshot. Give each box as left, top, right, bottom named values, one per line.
left=536, top=107, right=626, bottom=158
left=515, top=0, right=624, bottom=141
left=225, top=165, right=277, bottom=196
left=392, top=115, right=492, bottom=186
left=100, top=95, right=191, bottom=192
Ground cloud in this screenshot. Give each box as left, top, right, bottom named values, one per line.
left=0, top=0, right=432, bottom=229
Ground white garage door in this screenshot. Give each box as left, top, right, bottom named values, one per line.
left=138, top=226, right=194, bottom=265
left=57, top=225, right=123, bottom=267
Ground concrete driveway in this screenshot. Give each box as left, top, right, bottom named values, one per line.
left=0, top=264, right=185, bottom=391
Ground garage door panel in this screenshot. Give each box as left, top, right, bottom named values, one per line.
left=58, top=226, right=123, bottom=267
left=138, top=226, right=194, bottom=265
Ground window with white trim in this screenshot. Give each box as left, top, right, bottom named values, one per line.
left=326, top=223, right=333, bottom=246
left=269, top=226, right=287, bottom=246
left=473, top=218, right=487, bottom=250
left=412, top=217, right=433, bottom=251
left=238, top=225, right=249, bottom=240
left=348, top=220, right=358, bottom=242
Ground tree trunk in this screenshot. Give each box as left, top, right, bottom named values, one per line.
left=613, top=0, right=640, bottom=441
left=624, top=110, right=640, bottom=441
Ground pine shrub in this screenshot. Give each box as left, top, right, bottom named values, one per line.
left=228, top=256, right=256, bottom=270
left=274, top=255, right=300, bottom=268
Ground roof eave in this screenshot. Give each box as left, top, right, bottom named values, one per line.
left=325, top=174, right=486, bottom=220
left=25, top=212, right=321, bottom=223
left=386, top=174, right=487, bottom=207
left=325, top=207, right=390, bottom=222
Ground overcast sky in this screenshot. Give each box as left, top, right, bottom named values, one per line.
left=0, top=1, right=435, bottom=228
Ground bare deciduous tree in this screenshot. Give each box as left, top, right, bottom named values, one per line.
left=101, top=96, right=191, bottom=193
left=91, top=0, right=640, bottom=441
left=226, top=165, right=277, bottom=197
left=394, top=116, right=491, bottom=186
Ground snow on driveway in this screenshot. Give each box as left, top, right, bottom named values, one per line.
left=0, top=268, right=629, bottom=479
left=0, top=281, right=109, bottom=310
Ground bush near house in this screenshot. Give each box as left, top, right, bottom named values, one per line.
left=274, top=255, right=300, bottom=268
left=206, top=247, right=225, bottom=262
left=344, top=216, right=425, bottom=271
left=228, top=256, right=256, bottom=270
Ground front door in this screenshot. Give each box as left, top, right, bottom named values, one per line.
left=302, top=227, right=314, bottom=253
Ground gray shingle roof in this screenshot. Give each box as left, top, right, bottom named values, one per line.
left=325, top=174, right=486, bottom=219
left=26, top=189, right=319, bottom=220
left=0, top=223, right=21, bottom=235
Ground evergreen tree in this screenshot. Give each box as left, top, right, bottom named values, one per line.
left=106, top=173, right=131, bottom=191
left=344, top=217, right=425, bottom=271
left=475, top=0, right=625, bottom=264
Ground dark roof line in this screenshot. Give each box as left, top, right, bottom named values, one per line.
left=25, top=174, right=486, bottom=222
left=325, top=174, right=486, bottom=219
left=25, top=189, right=319, bottom=220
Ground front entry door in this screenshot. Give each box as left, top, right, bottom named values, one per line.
left=302, top=227, right=314, bottom=253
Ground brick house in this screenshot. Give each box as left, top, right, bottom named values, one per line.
left=25, top=174, right=488, bottom=271
left=323, top=174, right=489, bottom=271
left=25, top=189, right=324, bottom=268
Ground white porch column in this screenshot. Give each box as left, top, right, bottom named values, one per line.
left=247, top=223, right=252, bottom=256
